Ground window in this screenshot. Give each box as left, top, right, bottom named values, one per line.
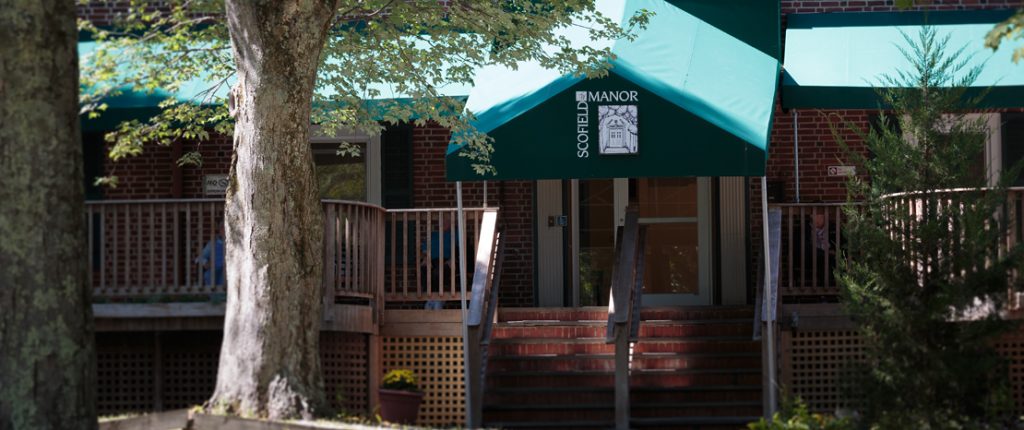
left=1002, top=113, right=1024, bottom=186
left=310, top=127, right=382, bottom=204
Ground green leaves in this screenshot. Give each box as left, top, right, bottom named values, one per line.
left=986, top=10, right=1024, bottom=63
left=79, top=0, right=648, bottom=176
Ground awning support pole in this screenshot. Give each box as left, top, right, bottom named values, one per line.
left=457, top=181, right=473, bottom=426
left=761, top=176, right=778, bottom=418
left=794, top=111, right=800, bottom=203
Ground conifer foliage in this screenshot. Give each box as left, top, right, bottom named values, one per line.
left=835, top=27, right=1024, bottom=428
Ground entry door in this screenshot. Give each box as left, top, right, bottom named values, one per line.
left=635, top=178, right=712, bottom=306
left=571, top=178, right=711, bottom=307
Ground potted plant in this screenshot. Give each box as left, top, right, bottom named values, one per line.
left=379, top=369, right=425, bottom=424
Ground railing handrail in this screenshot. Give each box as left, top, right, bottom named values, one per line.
left=86, top=198, right=387, bottom=212
left=882, top=186, right=1024, bottom=200
left=467, top=209, right=499, bottom=327
left=466, top=208, right=502, bottom=429
left=385, top=206, right=489, bottom=214
left=321, top=199, right=387, bottom=212
left=605, top=207, right=642, bottom=430
left=775, top=202, right=855, bottom=207
left=609, top=208, right=640, bottom=326
left=86, top=198, right=225, bottom=205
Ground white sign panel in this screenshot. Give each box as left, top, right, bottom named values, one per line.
left=827, top=165, right=856, bottom=176
left=204, top=174, right=229, bottom=196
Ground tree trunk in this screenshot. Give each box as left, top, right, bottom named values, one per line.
left=0, top=1, right=97, bottom=429
left=210, top=0, right=338, bottom=420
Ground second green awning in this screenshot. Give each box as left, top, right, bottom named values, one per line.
left=782, top=10, right=1024, bottom=109
left=446, top=0, right=780, bottom=181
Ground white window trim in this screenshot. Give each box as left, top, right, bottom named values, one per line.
left=904, top=113, right=1002, bottom=186
left=309, top=126, right=382, bottom=205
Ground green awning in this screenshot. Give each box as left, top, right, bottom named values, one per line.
left=78, top=38, right=474, bottom=131
left=782, top=10, right=1024, bottom=109
left=446, top=0, right=780, bottom=181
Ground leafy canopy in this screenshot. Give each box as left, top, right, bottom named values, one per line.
left=78, top=0, right=651, bottom=180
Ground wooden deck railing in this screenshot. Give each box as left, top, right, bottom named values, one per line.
left=322, top=200, right=387, bottom=300
left=86, top=199, right=491, bottom=303
left=776, top=203, right=849, bottom=298
left=382, top=207, right=488, bottom=304
left=777, top=188, right=1024, bottom=299
left=87, top=199, right=227, bottom=297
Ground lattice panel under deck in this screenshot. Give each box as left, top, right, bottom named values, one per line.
left=785, top=330, right=865, bottom=413
left=96, top=333, right=156, bottom=414
left=161, top=332, right=219, bottom=410
left=995, top=332, right=1024, bottom=413
left=381, top=336, right=465, bottom=427
left=322, top=332, right=370, bottom=415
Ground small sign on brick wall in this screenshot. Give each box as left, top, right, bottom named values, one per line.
left=204, top=174, right=229, bottom=195
left=827, top=165, right=856, bottom=177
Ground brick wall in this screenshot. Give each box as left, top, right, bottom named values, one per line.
left=100, top=135, right=232, bottom=200
left=412, top=124, right=536, bottom=307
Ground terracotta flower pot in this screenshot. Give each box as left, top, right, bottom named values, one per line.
left=379, top=388, right=425, bottom=424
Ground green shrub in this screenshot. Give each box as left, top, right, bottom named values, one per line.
left=748, top=398, right=854, bottom=430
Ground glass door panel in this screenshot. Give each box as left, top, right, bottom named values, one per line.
left=635, top=177, right=711, bottom=306
left=644, top=223, right=699, bottom=294
left=578, top=179, right=615, bottom=306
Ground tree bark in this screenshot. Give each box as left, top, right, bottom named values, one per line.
left=210, top=0, right=338, bottom=420
left=0, top=0, right=97, bottom=429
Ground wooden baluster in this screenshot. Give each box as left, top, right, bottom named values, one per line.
left=324, top=204, right=337, bottom=299
left=351, top=206, right=358, bottom=294
left=198, top=201, right=205, bottom=292
left=363, top=207, right=370, bottom=295
left=787, top=207, right=794, bottom=291
left=425, top=211, right=433, bottom=300
left=823, top=206, right=831, bottom=292
left=173, top=206, right=180, bottom=291
left=415, top=211, right=422, bottom=300
left=390, top=212, right=398, bottom=298
left=161, top=203, right=167, bottom=291
left=100, top=205, right=107, bottom=294
left=87, top=206, right=94, bottom=295
left=136, top=204, right=142, bottom=293
left=402, top=211, right=409, bottom=298
left=185, top=202, right=192, bottom=292
left=450, top=209, right=457, bottom=298
left=149, top=204, right=156, bottom=293
left=799, top=206, right=805, bottom=289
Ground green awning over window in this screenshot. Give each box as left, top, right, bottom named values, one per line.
left=446, top=0, right=780, bottom=181
left=782, top=10, right=1024, bottom=110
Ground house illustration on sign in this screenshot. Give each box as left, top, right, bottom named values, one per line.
left=598, top=104, right=638, bottom=154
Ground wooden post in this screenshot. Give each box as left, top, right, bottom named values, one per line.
left=368, top=333, right=382, bottom=416
left=153, top=331, right=163, bottom=411
left=466, top=325, right=482, bottom=429
left=614, top=325, right=630, bottom=430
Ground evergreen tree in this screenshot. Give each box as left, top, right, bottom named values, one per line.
left=836, top=26, right=1023, bottom=428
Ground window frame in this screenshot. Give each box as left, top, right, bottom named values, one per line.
left=309, top=126, right=382, bottom=205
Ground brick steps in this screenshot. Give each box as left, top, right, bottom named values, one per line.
left=487, top=352, right=760, bottom=372
left=498, top=306, right=755, bottom=323
left=485, top=386, right=762, bottom=405
left=494, top=320, right=752, bottom=339
left=482, top=306, right=762, bottom=428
